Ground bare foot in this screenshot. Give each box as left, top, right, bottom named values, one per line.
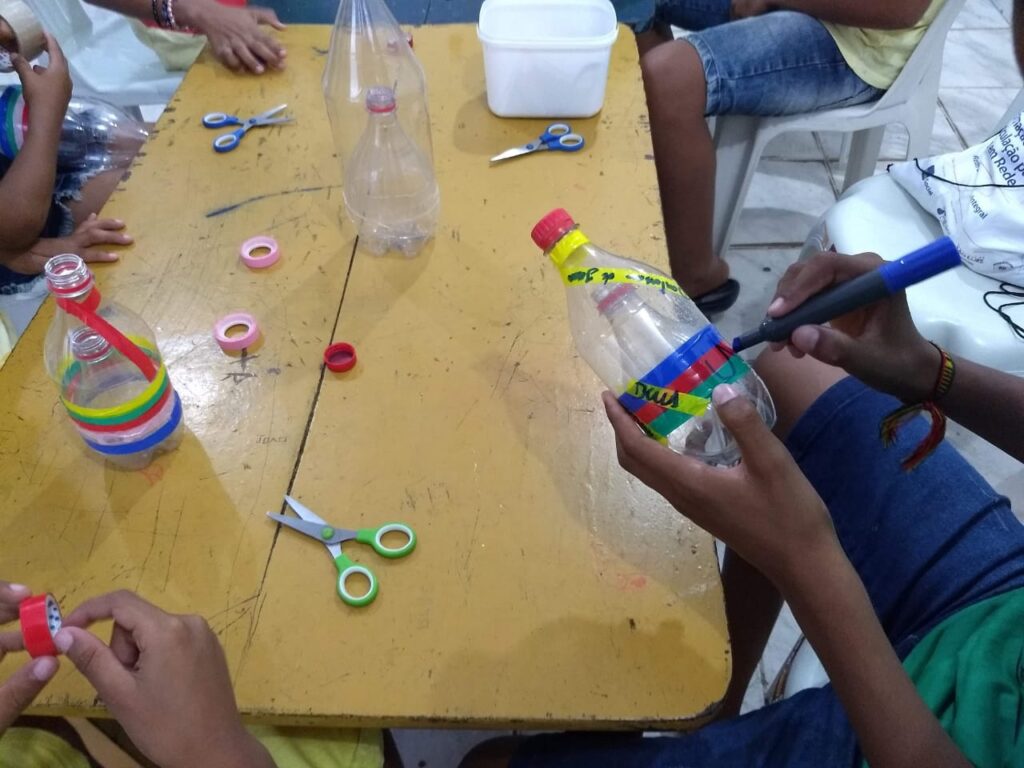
left=679, top=255, right=730, bottom=298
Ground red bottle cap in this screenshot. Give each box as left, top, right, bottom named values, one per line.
left=19, top=594, right=62, bottom=658
left=531, top=209, right=576, bottom=251
left=324, top=342, right=357, bottom=372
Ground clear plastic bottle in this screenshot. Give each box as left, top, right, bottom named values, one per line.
left=343, top=86, right=439, bottom=255
left=532, top=209, right=775, bottom=467
left=0, top=86, right=148, bottom=175
left=322, top=0, right=437, bottom=237
left=43, top=254, right=182, bottom=470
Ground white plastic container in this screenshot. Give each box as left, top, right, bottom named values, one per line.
left=477, top=0, right=618, bottom=118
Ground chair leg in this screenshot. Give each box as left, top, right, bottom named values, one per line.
left=712, top=115, right=764, bottom=257
left=841, top=126, right=885, bottom=194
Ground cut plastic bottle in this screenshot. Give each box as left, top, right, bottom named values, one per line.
left=532, top=209, right=775, bottom=467
left=43, top=254, right=183, bottom=470
left=0, top=86, right=148, bottom=174
left=343, top=86, right=439, bottom=256
left=322, top=0, right=439, bottom=252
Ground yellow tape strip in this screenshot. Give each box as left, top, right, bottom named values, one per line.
left=623, top=380, right=710, bottom=417
left=559, top=266, right=686, bottom=297
left=58, top=335, right=168, bottom=421
left=549, top=230, right=590, bottom=266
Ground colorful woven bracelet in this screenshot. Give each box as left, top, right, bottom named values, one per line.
left=879, top=342, right=956, bottom=471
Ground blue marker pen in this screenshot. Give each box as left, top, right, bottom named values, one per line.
left=731, top=237, right=961, bottom=353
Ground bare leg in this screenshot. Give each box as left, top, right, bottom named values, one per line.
left=640, top=39, right=728, bottom=297
left=66, top=169, right=127, bottom=226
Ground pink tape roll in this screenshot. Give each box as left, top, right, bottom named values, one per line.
left=239, top=236, right=280, bottom=269
left=213, top=312, right=260, bottom=351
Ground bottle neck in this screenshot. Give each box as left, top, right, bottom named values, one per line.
left=45, top=254, right=97, bottom=304
left=548, top=228, right=591, bottom=268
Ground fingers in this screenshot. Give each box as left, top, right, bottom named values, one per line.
left=711, top=384, right=788, bottom=476
left=80, top=249, right=120, bottom=264
left=249, top=35, right=285, bottom=70
left=770, top=252, right=882, bottom=317
left=9, top=52, right=32, bottom=82
left=41, top=33, right=67, bottom=72
left=109, top=623, right=140, bottom=669
left=54, top=628, right=134, bottom=707
left=788, top=325, right=862, bottom=369
left=251, top=7, right=286, bottom=30
left=0, top=582, right=30, bottom=623
left=232, top=40, right=265, bottom=74
left=214, top=42, right=242, bottom=72
left=0, top=630, right=24, bottom=654
left=0, top=657, right=59, bottom=731
left=63, top=590, right=160, bottom=634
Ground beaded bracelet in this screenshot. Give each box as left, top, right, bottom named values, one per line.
left=880, top=341, right=956, bottom=471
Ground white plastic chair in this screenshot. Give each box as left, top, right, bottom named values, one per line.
left=706, top=0, right=966, bottom=258
left=23, top=0, right=183, bottom=109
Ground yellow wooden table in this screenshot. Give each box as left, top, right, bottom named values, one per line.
left=0, top=24, right=729, bottom=729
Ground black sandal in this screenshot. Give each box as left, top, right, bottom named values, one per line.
left=692, top=278, right=740, bottom=316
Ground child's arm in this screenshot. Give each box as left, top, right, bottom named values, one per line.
left=604, top=391, right=973, bottom=768
left=84, top=0, right=286, bottom=74
left=0, top=35, right=70, bottom=257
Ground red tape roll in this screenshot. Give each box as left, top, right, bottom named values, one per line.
left=19, top=594, right=62, bottom=658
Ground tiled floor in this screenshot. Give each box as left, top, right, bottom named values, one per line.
left=395, top=2, right=1024, bottom=765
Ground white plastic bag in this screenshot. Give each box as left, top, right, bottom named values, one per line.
left=889, top=113, right=1024, bottom=279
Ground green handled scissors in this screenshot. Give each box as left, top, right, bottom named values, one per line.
left=267, top=495, right=417, bottom=607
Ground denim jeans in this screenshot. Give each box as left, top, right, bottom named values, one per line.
left=640, top=0, right=884, bottom=115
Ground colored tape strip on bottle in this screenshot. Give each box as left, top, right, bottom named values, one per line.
left=83, top=392, right=183, bottom=456
left=213, top=312, right=260, bottom=351
left=239, top=236, right=280, bottom=269
left=19, top=594, right=61, bottom=658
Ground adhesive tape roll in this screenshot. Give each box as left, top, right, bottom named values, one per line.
left=0, top=0, right=44, bottom=73
left=19, top=593, right=62, bottom=658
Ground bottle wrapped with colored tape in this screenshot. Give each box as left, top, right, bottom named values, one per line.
left=532, top=209, right=775, bottom=467
left=43, top=254, right=183, bottom=470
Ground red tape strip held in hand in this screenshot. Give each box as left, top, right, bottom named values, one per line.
left=19, top=594, right=62, bottom=658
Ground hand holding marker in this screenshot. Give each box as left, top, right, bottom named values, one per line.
left=730, top=238, right=962, bottom=353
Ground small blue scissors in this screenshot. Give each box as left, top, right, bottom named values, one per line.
left=490, top=122, right=585, bottom=163
left=202, top=103, right=294, bottom=153
left=267, top=495, right=417, bottom=607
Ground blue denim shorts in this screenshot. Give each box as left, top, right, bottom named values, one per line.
left=642, top=1, right=885, bottom=116
left=511, top=377, right=1024, bottom=768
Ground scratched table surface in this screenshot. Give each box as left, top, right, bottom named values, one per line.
left=0, top=25, right=729, bottom=728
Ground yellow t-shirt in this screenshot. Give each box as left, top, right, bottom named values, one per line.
left=822, top=0, right=947, bottom=90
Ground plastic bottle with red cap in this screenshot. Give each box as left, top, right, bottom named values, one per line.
left=343, top=86, right=439, bottom=256
left=533, top=209, right=775, bottom=467
left=43, top=254, right=183, bottom=470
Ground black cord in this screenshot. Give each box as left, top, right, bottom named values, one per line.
left=983, top=280, right=1024, bottom=341
left=911, top=159, right=1024, bottom=190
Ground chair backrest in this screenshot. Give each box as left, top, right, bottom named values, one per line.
left=22, top=0, right=92, bottom=56
left=873, top=0, right=967, bottom=110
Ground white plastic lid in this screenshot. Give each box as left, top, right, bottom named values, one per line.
left=478, top=0, right=617, bottom=45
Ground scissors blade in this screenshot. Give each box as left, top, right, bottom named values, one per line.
left=283, top=494, right=329, bottom=525
left=254, top=103, right=289, bottom=122
left=490, top=145, right=537, bottom=163
left=266, top=512, right=335, bottom=543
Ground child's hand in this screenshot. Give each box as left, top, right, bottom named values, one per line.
left=179, top=0, right=286, bottom=74
left=603, top=386, right=840, bottom=596
left=58, top=591, right=274, bottom=768
left=11, top=33, right=72, bottom=130
left=0, top=581, right=59, bottom=735
left=3, top=215, right=131, bottom=275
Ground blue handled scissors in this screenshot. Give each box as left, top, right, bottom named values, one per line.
left=202, top=103, right=294, bottom=153
left=267, top=495, right=417, bottom=607
left=490, top=122, right=585, bottom=163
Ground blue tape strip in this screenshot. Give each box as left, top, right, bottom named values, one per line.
left=83, top=392, right=182, bottom=456
left=0, top=86, right=18, bottom=159
left=638, top=325, right=722, bottom=388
